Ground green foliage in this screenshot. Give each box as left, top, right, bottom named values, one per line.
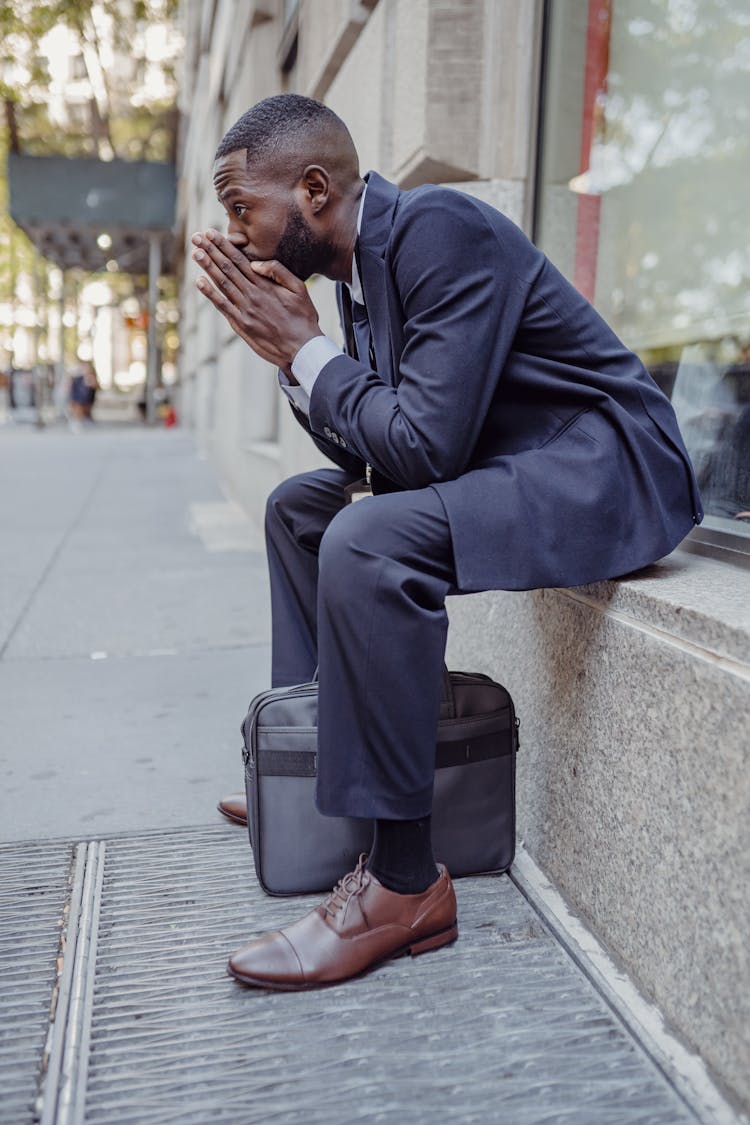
left=0, top=0, right=181, bottom=361
left=0, top=0, right=180, bottom=159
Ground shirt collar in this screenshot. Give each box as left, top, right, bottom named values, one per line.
left=348, top=183, right=367, bottom=305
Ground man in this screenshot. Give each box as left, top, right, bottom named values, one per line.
left=192, top=94, right=701, bottom=991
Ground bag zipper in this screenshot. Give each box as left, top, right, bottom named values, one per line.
left=438, top=706, right=511, bottom=734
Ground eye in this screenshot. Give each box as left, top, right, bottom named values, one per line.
left=233, top=204, right=247, bottom=218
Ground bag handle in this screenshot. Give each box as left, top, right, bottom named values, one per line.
left=439, top=665, right=456, bottom=720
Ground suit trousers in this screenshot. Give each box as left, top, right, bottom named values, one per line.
left=264, top=468, right=460, bottom=820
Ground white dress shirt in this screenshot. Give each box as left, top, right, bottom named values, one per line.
left=277, top=185, right=367, bottom=415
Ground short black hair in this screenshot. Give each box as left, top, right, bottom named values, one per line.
left=215, top=94, right=352, bottom=173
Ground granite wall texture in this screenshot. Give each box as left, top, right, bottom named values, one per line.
left=445, top=551, right=750, bottom=1111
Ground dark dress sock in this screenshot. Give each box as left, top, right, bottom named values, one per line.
left=366, top=816, right=440, bottom=895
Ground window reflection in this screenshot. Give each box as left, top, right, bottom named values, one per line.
left=536, top=0, right=750, bottom=539
left=671, top=340, right=750, bottom=526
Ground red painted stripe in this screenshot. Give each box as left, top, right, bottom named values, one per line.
left=573, top=0, right=611, bottom=302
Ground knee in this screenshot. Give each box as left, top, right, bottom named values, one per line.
left=318, top=500, right=381, bottom=579
left=265, top=472, right=314, bottom=532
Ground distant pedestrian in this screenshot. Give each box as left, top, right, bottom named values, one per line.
left=69, top=360, right=99, bottom=424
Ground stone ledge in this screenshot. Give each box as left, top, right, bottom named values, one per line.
left=563, top=547, right=750, bottom=668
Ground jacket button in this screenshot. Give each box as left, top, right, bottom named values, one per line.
left=339, top=437, right=348, bottom=448
left=323, top=425, right=332, bottom=438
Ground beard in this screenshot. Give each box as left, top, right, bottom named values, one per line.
left=273, top=202, right=334, bottom=281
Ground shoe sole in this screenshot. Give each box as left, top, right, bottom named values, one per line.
left=226, top=920, right=459, bottom=991
left=217, top=805, right=248, bottom=827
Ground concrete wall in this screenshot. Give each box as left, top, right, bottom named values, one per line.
left=445, top=553, right=750, bottom=1110
left=176, top=1, right=749, bottom=1112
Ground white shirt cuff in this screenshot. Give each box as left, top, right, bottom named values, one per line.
left=291, top=335, right=343, bottom=398
left=277, top=368, right=311, bottom=414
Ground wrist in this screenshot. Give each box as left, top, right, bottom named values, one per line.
left=289, top=330, right=324, bottom=369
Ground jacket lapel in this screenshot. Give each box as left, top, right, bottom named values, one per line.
left=356, top=172, right=401, bottom=386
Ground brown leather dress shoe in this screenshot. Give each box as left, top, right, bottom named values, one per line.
left=227, top=854, right=458, bottom=990
left=217, top=793, right=247, bottom=826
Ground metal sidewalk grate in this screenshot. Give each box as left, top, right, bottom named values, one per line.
left=0, top=839, right=74, bottom=1125
left=73, top=825, right=696, bottom=1125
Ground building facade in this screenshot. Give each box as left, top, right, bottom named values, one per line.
left=176, top=1, right=749, bottom=1112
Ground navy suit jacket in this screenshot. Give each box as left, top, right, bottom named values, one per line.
left=293, top=172, right=702, bottom=591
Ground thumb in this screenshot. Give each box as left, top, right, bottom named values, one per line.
left=250, top=259, right=305, bottom=294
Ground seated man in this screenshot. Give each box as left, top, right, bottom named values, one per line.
left=192, top=94, right=702, bottom=991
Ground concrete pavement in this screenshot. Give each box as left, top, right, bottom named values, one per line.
left=0, top=423, right=271, bottom=842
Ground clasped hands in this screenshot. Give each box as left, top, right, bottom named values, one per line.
left=191, top=229, right=321, bottom=375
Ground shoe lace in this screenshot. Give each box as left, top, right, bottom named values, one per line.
left=322, top=853, right=369, bottom=918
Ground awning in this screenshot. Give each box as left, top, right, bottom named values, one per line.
left=7, top=153, right=177, bottom=274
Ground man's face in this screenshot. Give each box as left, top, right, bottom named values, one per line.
left=212, top=150, right=324, bottom=280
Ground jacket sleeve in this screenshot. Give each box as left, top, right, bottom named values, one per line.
left=287, top=397, right=367, bottom=476
left=306, top=190, right=534, bottom=490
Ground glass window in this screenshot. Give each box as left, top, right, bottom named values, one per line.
left=536, top=0, right=750, bottom=539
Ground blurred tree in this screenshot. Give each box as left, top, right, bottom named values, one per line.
left=0, top=0, right=180, bottom=370
left=0, top=0, right=180, bottom=161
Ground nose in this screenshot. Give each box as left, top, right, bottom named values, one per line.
left=227, top=221, right=248, bottom=248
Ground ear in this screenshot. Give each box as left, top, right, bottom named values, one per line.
left=300, top=165, right=330, bottom=215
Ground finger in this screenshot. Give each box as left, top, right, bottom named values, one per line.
left=196, top=278, right=285, bottom=366
left=192, top=245, right=245, bottom=306
left=192, top=230, right=253, bottom=291
left=198, top=229, right=258, bottom=284
left=195, top=276, right=244, bottom=328
left=250, top=259, right=306, bottom=295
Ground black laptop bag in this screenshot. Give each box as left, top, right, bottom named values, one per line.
left=241, top=669, right=519, bottom=896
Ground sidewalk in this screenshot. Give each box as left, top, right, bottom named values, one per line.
left=0, top=424, right=270, bottom=841
left=0, top=425, right=716, bottom=1124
